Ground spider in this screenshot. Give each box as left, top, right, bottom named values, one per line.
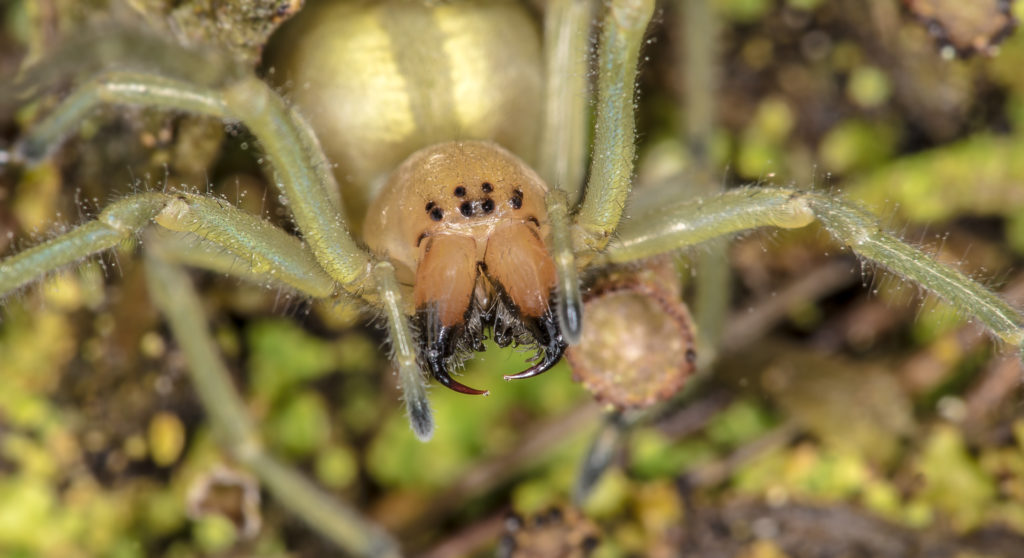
left=2, top=0, right=1023, bottom=556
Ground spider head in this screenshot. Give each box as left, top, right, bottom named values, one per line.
left=365, top=141, right=566, bottom=395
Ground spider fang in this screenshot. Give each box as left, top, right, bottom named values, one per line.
left=503, top=311, right=567, bottom=381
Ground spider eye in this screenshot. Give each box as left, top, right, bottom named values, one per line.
left=481, top=182, right=493, bottom=193
left=454, top=186, right=466, bottom=197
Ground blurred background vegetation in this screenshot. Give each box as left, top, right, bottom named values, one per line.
left=1, top=0, right=1024, bottom=557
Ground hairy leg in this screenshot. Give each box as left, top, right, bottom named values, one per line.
left=547, top=188, right=584, bottom=343
left=144, top=241, right=401, bottom=558
left=539, top=0, right=593, bottom=345
left=10, top=44, right=431, bottom=436
left=572, top=0, right=655, bottom=257
left=0, top=192, right=335, bottom=299
left=605, top=187, right=1024, bottom=350
left=539, top=0, right=591, bottom=206
left=373, top=261, right=436, bottom=441
left=14, top=70, right=369, bottom=289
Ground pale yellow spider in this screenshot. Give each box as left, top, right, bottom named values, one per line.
left=1, top=0, right=1022, bottom=556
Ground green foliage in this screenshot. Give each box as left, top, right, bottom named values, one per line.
left=264, top=390, right=332, bottom=458
left=248, top=320, right=339, bottom=403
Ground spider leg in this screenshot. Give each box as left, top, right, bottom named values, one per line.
left=539, top=0, right=591, bottom=346
left=546, top=188, right=584, bottom=345
left=605, top=187, right=1024, bottom=352
left=10, top=59, right=434, bottom=438
left=680, top=0, right=730, bottom=361
left=143, top=240, right=401, bottom=558
left=0, top=194, right=409, bottom=553
left=0, top=192, right=336, bottom=299
left=503, top=311, right=567, bottom=381
left=539, top=0, right=590, bottom=207
left=571, top=0, right=655, bottom=258
left=0, top=193, right=166, bottom=295
left=14, top=69, right=371, bottom=292
left=373, top=262, right=436, bottom=439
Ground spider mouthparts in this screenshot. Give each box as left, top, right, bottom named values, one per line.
left=493, top=311, right=515, bottom=348
left=418, top=310, right=489, bottom=395
left=503, top=312, right=567, bottom=381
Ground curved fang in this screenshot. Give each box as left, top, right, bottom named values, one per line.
left=418, top=312, right=489, bottom=395
left=429, top=360, right=489, bottom=395
left=503, top=311, right=567, bottom=381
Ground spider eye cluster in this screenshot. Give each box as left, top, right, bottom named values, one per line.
left=425, top=202, right=443, bottom=222
left=423, top=181, right=525, bottom=222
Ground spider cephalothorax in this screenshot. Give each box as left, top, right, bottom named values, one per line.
left=365, top=140, right=565, bottom=395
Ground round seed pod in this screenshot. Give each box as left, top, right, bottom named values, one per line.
left=566, top=260, right=697, bottom=408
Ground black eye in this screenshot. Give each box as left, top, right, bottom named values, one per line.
left=481, top=182, right=493, bottom=193
left=430, top=207, right=444, bottom=221
left=454, top=186, right=466, bottom=197
left=481, top=198, right=494, bottom=213
left=425, top=201, right=435, bottom=211
left=510, top=189, right=523, bottom=210
left=459, top=201, right=474, bottom=217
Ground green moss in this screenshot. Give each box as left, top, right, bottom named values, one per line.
left=706, top=399, right=774, bottom=447
left=734, top=444, right=872, bottom=502
left=192, top=514, right=238, bottom=555
left=917, top=425, right=996, bottom=531
left=248, top=320, right=339, bottom=403
left=786, top=0, right=822, bottom=10
left=715, top=0, right=771, bottom=23
left=819, top=120, right=897, bottom=175
left=315, top=446, right=359, bottom=489
left=580, top=468, right=631, bottom=519
left=847, top=135, right=1024, bottom=223
left=366, top=343, right=587, bottom=487
left=629, top=429, right=717, bottom=479
left=738, top=97, right=796, bottom=179
left=846, top=65, right=891, bottom=109
left=265, top=390, right=333, bottom=458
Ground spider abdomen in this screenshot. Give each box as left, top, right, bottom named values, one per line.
left=269, top=0, right=542, bottom=227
